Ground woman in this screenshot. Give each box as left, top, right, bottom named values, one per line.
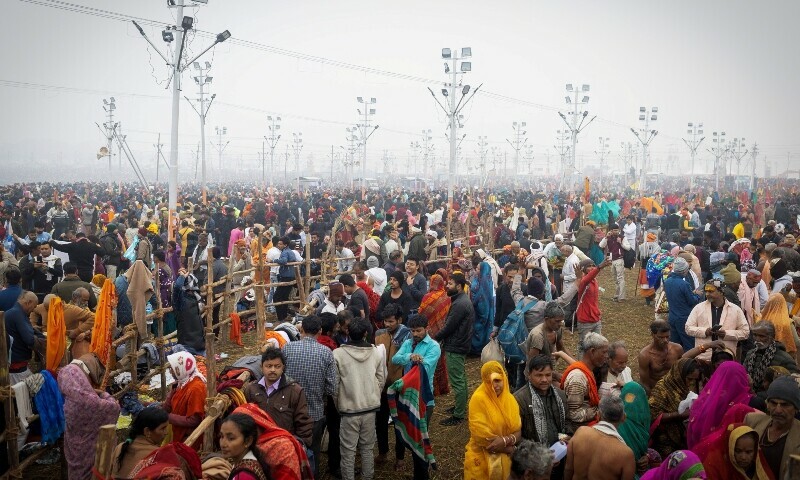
left=232, top=403, right=313, bottom=480
left=695, top=423, right=775, bottom=479
left=641, top=450, right=707, bottom=480
left=219, top=413, right=271, bottom=480
left=757, top=293, right=799, bottom=356
left=111, top=406, right=170, bottom=478
left=376, top=270, right=415, bottom=322
left=686, top=361, right=753, bottom=449
left=618, top=382, right=659, bottom=476
left=649, top=358, right=701, bottom=457
left=463, top=361, right=522, bottom=480
left=90, top=273, right=106, bottom=299
left=58, top=353, right=121, bottom=480
left=470, top=261, right=495, bottom=356
left=129, top=442, right=203, bottom=480
left=418, top=273, right=451, bottom=396
left=638, top=233, right=661, bottom=304
left=164, top=351, right=207, bottom=449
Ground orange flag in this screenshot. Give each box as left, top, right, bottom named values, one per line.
left=46, top=296, right=66, bottom=373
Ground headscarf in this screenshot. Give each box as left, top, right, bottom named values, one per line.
left=476, top=248, right=501, bottom=289
left=769, top=258, right=788, bottom=281
left=91, top=273, right=107, bottom=288
left=617, top=382, right=651, bottom=460
left=757, top=293, right=797, bottom=353
left=129, top=443, right=203, bottom=480
left=686, top=361, right=752, bottom=449
left=418, top=274, right=451, bottom=337
left=641, top=450, right=707, bottom=480
left=70, top=352, right=105, bottom=388
left=526, top=277, right=545, bottom=299
left=694, top=423, right=775, bottom=480
left=463, top=361, right=522, bottom=480
left=46, top=295, right=66, bottom=374
left=167, top=351, right=206, bottom=389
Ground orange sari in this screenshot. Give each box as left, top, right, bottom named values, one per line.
left=90, top=279, right=116, bottom=367
left=45, top=296, right=66, bottom=373
left=419, top=274, right=451, bottom=395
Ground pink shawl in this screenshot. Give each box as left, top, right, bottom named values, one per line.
left=686, top=361, right=752, bottom=449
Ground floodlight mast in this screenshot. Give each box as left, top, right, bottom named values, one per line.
left=630, top=107, right=658, bottom=192
left=558, top=84, right=595, bottom=191
left=506, top=122, right=528, bottom=187
left=682, top=122, right=705, bottom=190
left=264, top=116, right=281, bottom=193
left=130, top=0, right=230, bottom=240
left=707, top=131, right=727, bottom=190
left=184, top=61, right=215, bottom=204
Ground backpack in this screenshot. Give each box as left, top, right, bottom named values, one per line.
left=498, top=299, right=537, bottom=363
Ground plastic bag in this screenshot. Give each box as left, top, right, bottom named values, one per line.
left=123, top=236, right=139, bottom=262
left=481, top=337, right=504, bottom=364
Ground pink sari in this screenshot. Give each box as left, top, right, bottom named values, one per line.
left=686, top=361, right=752, bottom=449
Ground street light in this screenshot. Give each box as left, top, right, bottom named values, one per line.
left=355, top=97, right=378, bottom=197
left=630, top=106, right=658, bottom=192
left=707, top=131, right=727, bottom=190
left=264, top=116, right=281, bottom=190
left=683, top=122, right=705, bottom=190
left=558, top=83, right=595, bottom=190
left=507, top=121, right=528, bottom=182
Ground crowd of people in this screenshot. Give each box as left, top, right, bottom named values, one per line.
left=0, top=180, right=799, bottom=480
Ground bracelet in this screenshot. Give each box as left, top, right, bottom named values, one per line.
left=510, top=434, right=516, bottom=445
left=699, top=344, right=707, bottom=353
left=502, top=436, right=507, bottom=447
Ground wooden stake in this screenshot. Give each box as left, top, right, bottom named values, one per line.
left=93, top=424, right=117, bottom=478
left=256, top=233, right=266, bottom=342
left=0, top=312, right=19, bottom=473
left=205, top=246, right=216, bottom=398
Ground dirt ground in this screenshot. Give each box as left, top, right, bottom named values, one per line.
left=26, top=267, right=652, bottom=479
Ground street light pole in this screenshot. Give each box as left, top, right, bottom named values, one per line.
left=595, top=137, right=610, bottom=190
left=356, top=97, right=378, bottom=199
left=631, top=106, right=659, bottom=192
left=212, top=126, right=229, bottom=181
left=707, top=131, right=727, bottom=191
left=293, top=132, right=303, bottom=194
left=558, top=84, right=595, bottom=191
left=749, top=143, right=759, bottom=192
left=184, top=61, right=215, bottom=204
left=506, top=122, right=527, bottom=186
left=264, top=116, right=281, bottom=193
left=102, top=97, right=117, bottom=176
left=682, top=122, right=705, bottom=191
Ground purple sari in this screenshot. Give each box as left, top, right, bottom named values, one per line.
left=685, top=361, right=752, bottom=449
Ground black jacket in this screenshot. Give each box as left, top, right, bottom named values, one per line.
left=494, top=283, right=515, bottom=328
left=434, top=291, right=474, bottom=355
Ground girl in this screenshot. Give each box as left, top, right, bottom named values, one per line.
left=111, top=406, right=169, bottom=478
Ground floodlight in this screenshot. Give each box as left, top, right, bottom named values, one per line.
left=181, top=16, right=194, bottom=30
left=267, top=115, right=272, bottom=121
left=565, top=96, right=571, bottom=104
left=639, top=107, right=646, bottom=112
left=444, top=63, right=450, bottom=73
left=442, top=48, right=452, bottom=59
left=639, top=115, right=645, bottom=121
left=205, top=76, right=213, bottom=83
left=521, top=122, right=527, bottom=127
left=216, top=30, right=231, bottom=43
left=276, top=117, right=281, bottom=122
left=369, top=109, right=376, bottom=115
left=162, top=30, right=174, bottom=42
left=462, top=85, right=470, bottom=95
left=582, top=85, right=590, bottom=92
left=687, top=130, right=693, bottom=134
left=652, top=107, right=658, bottom=113
left=441, top=89, right=449, bottom=97
left=193, top=62, right=201, bottom=69
left=370, top=97, right=376, bottom=103
left=582, top=96, right=589, bottom=103
left=223, top=127, right=227, bottom=134
left=566, top=84, right=573, bottom=91
left=698, top=130, right=703, bottom=134
left=462, top=47, right=472, bottom=58
left=205, top=61, right=211, bottom=69
left=357, top=97, right=364, bottom=103
left=651, top=115, right=657, bottom=121
left=461, top=62, right=472, bottom=72
left=513, top=122, right=517, bottom=127
left=110, top=97, right=115, bottom=103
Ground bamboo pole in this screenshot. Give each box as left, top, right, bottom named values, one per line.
left=256, top=233, right=266, bottom=342
left=92, top=424, right=117, bottom=478
left=205, top=246, right=217, bottom=397
left=0, top=312, right=19, bottom=475
left=221, top=253, right=235, bottom=349
left=304, top=232, right=312, bottom=297
left=187, top=395, right=230, bottom=450
left=153, top=266, right=168, bottom=400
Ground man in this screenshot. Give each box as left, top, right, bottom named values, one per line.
left=745, top=376, right=800, bottom=479
left=664, top=257, right=704, bottom=352
left=365, top=256, right=387, bottom=296
left=361, top=229, right=388, bottom=266
left=403, top=256, right=427, bottom=311
left=561, top=332, right=608, bottom=428
left=685, top=279, right=750, bottom=361
left=494, top=263, right=519, bottom=335
left=274, top=237, right=297, bottom=322
left=719, top=262, right=743, bottom=308
left=560, top=245, right=580, bottom=294
left=744, top=322, right=799, bottom=392
left=384, top=228, right=400, bottom=257
left=50, top=262, right=97, bottom=310
left=598, top=224, right=631, bottom=302
left=509, top=440, right=554, bottom=480
left=320, top=281, right=346, bottom=315
left=374, top=304, right=411, bottom=467
left=574, top=258, right=611, bottom=356
left=0, top=243, right=19, bottom=289
left=524, top=302, right=567, bottom=362
left=336, top=240, right=356, bottom=273
left=622, top=215, right=638, bottom=253
left=406, top=226, right=427, bottom=262
left=178, top=220, right=196, bottom=267
left=0, top=269, right=23, bottom=312
left=390, top=314, right=441, bottom=479
left=637, top=320, right=684, bottom=395
left=243, top=347, right=313, bottom=445
left=739, top=268, right=769, bottom=325
left=21, top=241, right=63, bottom=303
left=30, top=292, right=94, bottom=353
left=434, top=272, right=474, bottom=426
left=514, top=355, right=571, bottom=479
left=339, top=273, right=369, bottom=321
left=333, top=317, right=386, bottom=480
left=99, top=224, right=123, bottom=281
left=382, top=249, right=403, bottom=279
left=564, top=395, right=635, bottom=480
left=135, top=227, right=152, bottom=265
left=6, top=291, right=44, bottom=384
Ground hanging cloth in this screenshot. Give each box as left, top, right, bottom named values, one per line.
left=46, top=296, right=66, bottom=373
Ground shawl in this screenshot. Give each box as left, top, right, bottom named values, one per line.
left=617, top=382, right=651, bottom=460
left=34, top=370, right=65, bottom=444
left=559, top=361, right=600, bottom=407
left=357, top=280, right=381, bottom=328
left=46, top=295, right=65, bottom=373
left=229, top=312, right=243, bottom=346
left=233, top=403, right=313, bottom=480
left=646, top=252, right=674, bottom=290
left=641, top=450, right=707, bottom=480
left=230, top=456, right=269, bottom=480
left=169, top=376, right=206, bottom=445
left=317, top=335, right=337, bottom=351
left=388, top=364, right=436, bottom=467
left=738, top=275, right=761, bottom=325
left=463, top=361, right=522, bottom=480
left=528, top=383, right=565, bottom=445
left=744, top=341, right=779, bottom=389
left=168, top=351, right=207, bottom=388
left=129, top=443, right=203, bottom=480
left=695, top=423, right=775, bottom=480
left=470, top=262, right=496, bottom=355
left=90, top=278, right=116, bottom=369
left=419, top=274, right=451, bottom=337
left=758, top=294, right=796, bottom=353
left=593, top=420, right=625, bottom=443
left=649, top=359, right=695, bottom=451
left=476, top=249, right=501, bottom=289
left=686, top=361, right=752, bottom=449
left=124, top=260, right=155, bottom=339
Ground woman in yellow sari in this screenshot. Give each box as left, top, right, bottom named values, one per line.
left=464, top=361, right=522, bottom=480
left=758, top=293, right=799, bottom=356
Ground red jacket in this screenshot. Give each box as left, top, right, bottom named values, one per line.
left=577, top=266, right=601, bottom=323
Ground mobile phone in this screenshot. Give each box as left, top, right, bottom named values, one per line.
left=37, top=255, right=43, bottom=263
left=606, top=253, right=612, bottom=261
left=711, top=324, right=722, bottom=331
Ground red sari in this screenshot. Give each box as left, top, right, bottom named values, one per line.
left=695, top=423, right=775, bottom=479
left=418, top=274, right=451, bottom=396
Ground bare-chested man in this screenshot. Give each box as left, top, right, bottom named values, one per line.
left=637, top=320, right=684, bottom=394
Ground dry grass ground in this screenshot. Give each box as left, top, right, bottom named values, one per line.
left=27, top=267, right=653, bottom=479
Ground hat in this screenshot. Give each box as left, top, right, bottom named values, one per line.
left=366, top=256, right=379, bottom=269
left=766, top=375, right=800, bottom=410
left=771, top=258, right=789, bottom=279
left=720, top=263, right=741, bottom=285
left=646, top=232, right=657, bottom=242
left=328, top=282, right=344, bottom=297
left=527, top=278, right=545, bottom=299
left=775, top=223, right=786, bottom=234
left=425, top=230, right=438, bottom=239
left=672, top=257, right=690, bottom=274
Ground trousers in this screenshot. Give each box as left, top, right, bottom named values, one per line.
left=340, top=412, right=377, bottom=480
left=446, top=352, right=467, bottom=418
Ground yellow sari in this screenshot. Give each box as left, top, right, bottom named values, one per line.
left=463, top=361, right=522, bottom=480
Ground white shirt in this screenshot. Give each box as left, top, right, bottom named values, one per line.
left=623, top=222, right=637, bottom=248
left=385, top=239, right=399, bottom=256
left=337, top=248, right=355, bottom=272
left=562, top=253, right=580, bottom=290
left=267, top=246, right=281, bottom=275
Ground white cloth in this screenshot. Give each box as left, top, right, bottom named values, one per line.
left=366, top=267, right=387, bottom=295
left=337, top=248, right=355, bottom=272
left=12, top=382, right=32, bottom=430
left=562, top=253, right=580, bottom=292
left=592, top=421, right=625, bottom=444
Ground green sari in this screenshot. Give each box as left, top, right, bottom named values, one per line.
left=618, top=382, right=651, bottom=460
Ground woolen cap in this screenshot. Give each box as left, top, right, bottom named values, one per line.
left=767, top=376, right=800, bottom=410
left=672, top=257, right=690, bottom=274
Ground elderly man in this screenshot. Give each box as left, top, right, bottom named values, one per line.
left=745, top=376, right=800, bottom=479
left=601, top=341, right=632, bottom=398
left=561, top=332, right=609, bottom=427
left=598, top=224, right=632, bottom=302
left=6, top=291, right=44, bottom=383
left=637, top=320, right=684, bottom=395
left=30, top=292, right=95, bottom=340
left=51, top=262, right=97, bottom=310
left=739, top=268, right=770, bottom=325
left=685, top=279, right=750, bottom=362
left=564, top=395, right=636, bottom=480
left=509, top=441, right=555, bottom=480
left=560, top=245, right=580, bottom=294
left=744, top=322, right=799, bottom=392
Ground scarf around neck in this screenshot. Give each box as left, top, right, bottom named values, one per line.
left=528, top=383, right=565, bottom=444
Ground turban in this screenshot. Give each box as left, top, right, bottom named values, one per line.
left=328, top=282, right=344, bottom=297
left=646, top=232, right=657, bottom=242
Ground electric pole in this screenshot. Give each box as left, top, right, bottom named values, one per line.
left=154, top=134, right=164, bottom=183
left=707, top=131, right=727, bottom=191
left=421, top=129, right=434, bottom=178
left=184, top=61, right=215, bottom=204
left=409, top=141, right=420, bottom=177
left=595, top=137, right=610, bottom=190
left=292, top=132, right=303, bottom=193
left=212, top=126, right=229, bottom=181
left=101, top=98, right=117, bottom=176
left=356, top=97, right=379, bottom=198
left=749, top=143, right=759, bottom=192
left=558, top=84, right=595, bottom=191
left=506, top=121, right=528, bottom=185
left=730, top=137, right=748, bottom=180
left=683, top=122, right=705, bottom=190
left=554, top=130, right=572, bottom=185
left=631, top=106, right=659, bottom=192
left=476, top=136, right=489, bottom=182
left=264, top=116, right=281, bottom=192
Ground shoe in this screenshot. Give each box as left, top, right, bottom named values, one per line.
left=445, top=406, right=456, bottom=415
left=440, top=416, right=464, bottom=426
left=393, top=460, right=405, bottom=471
left=375, top=453, right=388, bottom=465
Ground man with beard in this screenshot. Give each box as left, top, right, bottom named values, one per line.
left=743, top=322, right=799, bottom=393
left=745, top=376, right=800, bottom=479
left=434, top=272, right=474, bottom=426
left=637, top=320, right=684, bottom=395
left=50, top=262, right=97, bottom=310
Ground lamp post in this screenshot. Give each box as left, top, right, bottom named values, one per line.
left=595, top=137, right=610, bottom=190
left=264, top=116, right=281, bottom=192
left=476, top=135, right=489, bottom=184
left=101, top=98, right=117, bottom=175
left=749, top=143, right=759, bottom=192
left=558, top=84, right=595, bottom=191
left=356, top=97, right=378, bottom=198
left=184, top=61, right=215, bottom=204
left=707, top=131, right=726, bottom=190
left=554, top=130, right=571, bottom=185
left=506, top=121, right=528, bottom=185
left=421, top=129, right=434, bottom=178
left=212, top=126, right=229, bottom=180
left=345, top=127, right=360, bottom=188
left=131, top=1, right=230, bottom=239
left=730, top=137, right=748, bottom=178
left=619, top=142, right=639, bottom=187
left=682, top=122, right=705, bottom=191
left=292, top=132, right=303, bottom=193
left=631, top=106, right=658, bottom=192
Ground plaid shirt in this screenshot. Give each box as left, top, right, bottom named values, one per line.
left=283, top=337, right=338, bottom=421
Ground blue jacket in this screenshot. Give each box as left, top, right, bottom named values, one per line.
left=5, top=302, right=43, bottom=363
left=0, top=285, right=22, bottom=311
left=664, top=272, right=703, bottom=324
left=392, top=334, right=441, bottom=405
left=275, top=248, right=296, bottom=279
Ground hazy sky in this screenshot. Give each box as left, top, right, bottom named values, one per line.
left=2, top=0, right=799, bottom=183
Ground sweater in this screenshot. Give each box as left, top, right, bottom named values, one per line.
left=433, top=291, right=475, bottom=355
left=664, top=272, right=703, bottom=325
left=333, top=343, right=386, bottom=415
